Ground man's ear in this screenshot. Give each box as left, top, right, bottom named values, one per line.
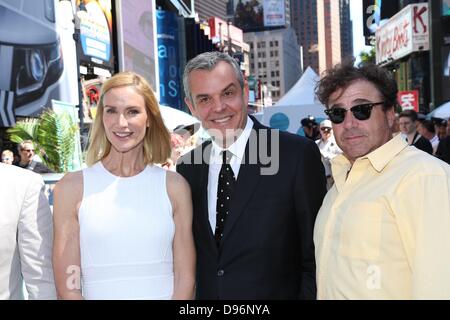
left=185, top=97, right=196, bottom=116
left=386, top=107, right=396, bottom=129
left=243, top=79, right=249, bottom=105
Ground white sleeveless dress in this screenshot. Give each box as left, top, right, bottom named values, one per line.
left=78, top=162, right=175, bottom=299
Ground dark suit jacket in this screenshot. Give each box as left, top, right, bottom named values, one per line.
left=436, top=136, right=450, bottom=164
left=412, top=134, right=433, bottom=155
left=177, top=118, right=327, bottom=300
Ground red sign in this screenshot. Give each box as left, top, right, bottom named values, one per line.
left=397, top=90, right=419, bottom=112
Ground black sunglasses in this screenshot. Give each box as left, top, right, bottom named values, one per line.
left=325, top=102, right=386, bottom=124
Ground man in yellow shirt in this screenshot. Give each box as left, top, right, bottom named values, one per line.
left=314, top=61, right=450, bottom=299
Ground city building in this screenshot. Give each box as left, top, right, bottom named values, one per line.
left=245, top=27, right=301, bottom=104
left=317, top=0, right=353, bottom=75
left=194, top=0, right=227, bottom=22
left=291, top=0, right=319, bottom=73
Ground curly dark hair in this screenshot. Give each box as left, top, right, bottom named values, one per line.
left=315, top=60, right=398, bottom=111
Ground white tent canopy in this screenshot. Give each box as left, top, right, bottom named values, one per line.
left=275, top=67, right=321, bottom=106
left=427, top=101, right=450, bottom=119
left=159, top=105, right=199, bottom=131
left=261, top=67, right=327, bottom=135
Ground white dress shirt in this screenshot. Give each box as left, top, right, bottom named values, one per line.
left=207, top=117, right=254, bottom=233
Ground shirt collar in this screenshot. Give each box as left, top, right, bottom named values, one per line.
left=332, top=133, right=408, bottom=175
left=366, top=134, right=408, bottom=172
left=211, top=116, right=254, bottom=163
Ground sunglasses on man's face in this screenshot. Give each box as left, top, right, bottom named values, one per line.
left=324, top=102, right=385, bottom=124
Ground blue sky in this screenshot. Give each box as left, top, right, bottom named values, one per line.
left=350, top=0, right=373, bottom=62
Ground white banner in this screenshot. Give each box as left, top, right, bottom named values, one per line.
left=375, top=3, right=429, bottom=65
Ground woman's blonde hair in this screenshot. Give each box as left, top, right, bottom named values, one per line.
left=85, top=72, right=171, bottom=166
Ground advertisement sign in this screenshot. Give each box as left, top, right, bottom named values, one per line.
left=0, top=0, right=78, bottom=126
left=156, top=10, right=182, bottom=110
left=232, top=0, right=286, bottom=32
left=263, top=0, right=286, bottom=27
left=376, top=3, right=429, bottom=65
left=118, top=0, right=157, bottom=90
left=444, top=0, right=450, bottom=16
left=397, top=90, right=419, bottom=112
left=363, top=0, right=399, bottom=45
left=77, top=0, right=114, bottom=69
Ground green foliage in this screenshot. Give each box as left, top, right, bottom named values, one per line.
left=359, top=47, right=376, bottom=64
left=7, top=109, right=79, bottom=173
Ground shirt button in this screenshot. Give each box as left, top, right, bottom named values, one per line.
left=217, top=269, right=224, bottom=276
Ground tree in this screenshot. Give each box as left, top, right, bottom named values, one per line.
left=359, top=46, right=376, bottom=64
left=7, top=109, right=79, bottom=173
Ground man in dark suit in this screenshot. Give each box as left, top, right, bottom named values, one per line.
left=177, top=51, right=327, bottom=299
left=398, top=110, right=433, bottom=154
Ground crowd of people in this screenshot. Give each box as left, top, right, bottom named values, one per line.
left=1, top=52, right=450, bottom=300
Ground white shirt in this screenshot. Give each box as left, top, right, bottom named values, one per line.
left=429, top=135, right=439, bottom=155
left=207, top=117, right=254, bottom=233
left=316, top=135, right=342, bottom=177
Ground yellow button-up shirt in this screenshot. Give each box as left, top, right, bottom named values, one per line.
left=314, top=134, right=450, bottom=299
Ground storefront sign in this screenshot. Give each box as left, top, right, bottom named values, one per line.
left=376, top=3, right=429, bottom=65
left=397, top=90, right=419, bottom=112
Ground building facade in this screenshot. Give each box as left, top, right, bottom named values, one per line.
left=317, top=0, right=353, bottom=75
left=244, top=27, right=301, bottom=103
left=194, top=0, right=227, bottom=22
left=291, top=0, right=319, bottom=73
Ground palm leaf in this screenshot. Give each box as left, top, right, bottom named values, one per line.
left=7, top=109, right=79, bottom=172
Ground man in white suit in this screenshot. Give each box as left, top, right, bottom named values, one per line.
left=0, top=163, right=56, bottom=299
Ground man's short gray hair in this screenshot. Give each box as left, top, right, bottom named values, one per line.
left=17, top=140, right=34, bottom=152
left=183, top=51, right=244, bottom=105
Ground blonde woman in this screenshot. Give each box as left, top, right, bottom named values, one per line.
left=53, top=72, right=195, bottom=300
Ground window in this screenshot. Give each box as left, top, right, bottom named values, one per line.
left=258, top=62, right=261, bottom=68
left=274, top=40, right=279, bottom=47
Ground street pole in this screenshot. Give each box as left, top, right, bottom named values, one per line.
left=72, top=5, right=85, bottom=147
left=219, top=22, right=223, bottom=52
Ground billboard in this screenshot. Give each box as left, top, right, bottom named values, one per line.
left=156, top=10, right=182, bottom=110
left=76, top=0, right=114, bottom=69
left=231, top=0, right=286, bottom=32
left=444, top=0, right=450, bottom=16
left=0, top=0, right=79, bottom=127
left=117, top=0, right=157, bottom=90
left=363, top=0, right=399, bottom=45
left=376, top=3, right=429, bottom=65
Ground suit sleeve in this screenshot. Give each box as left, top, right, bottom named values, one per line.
left=294, top=139, right=327, bottom=299
left=18, top=174, right=56, bottom=299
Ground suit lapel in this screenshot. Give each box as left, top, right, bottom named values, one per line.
left=197, top=142, right=217, bottom=251
left=221, top=122, right=266, bottom=244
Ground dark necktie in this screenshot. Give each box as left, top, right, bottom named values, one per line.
left=215, top=150, right=236, bottom=246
